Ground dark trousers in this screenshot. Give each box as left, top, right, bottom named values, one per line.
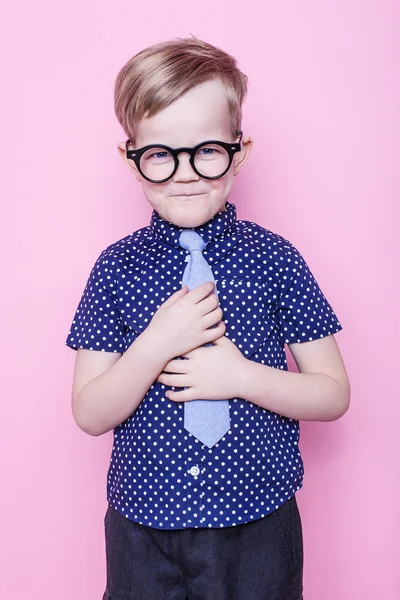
left=102, top=495, right=304, bottom=600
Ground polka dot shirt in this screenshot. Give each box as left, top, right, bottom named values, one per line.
left=65, top=202, right=342, bottom=530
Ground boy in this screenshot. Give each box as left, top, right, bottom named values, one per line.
left=65, top=38, right=350, bottom=600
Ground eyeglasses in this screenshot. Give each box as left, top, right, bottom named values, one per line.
left=125, top=131, right=243, bottom=183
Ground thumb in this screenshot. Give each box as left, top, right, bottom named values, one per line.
left=162, top=286, right=188, bottom=307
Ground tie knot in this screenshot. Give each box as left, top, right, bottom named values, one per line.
left=179, top=230, right=206, bottom=253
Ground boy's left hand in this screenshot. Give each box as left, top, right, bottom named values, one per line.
left=158, top=336, right=248, bottom=402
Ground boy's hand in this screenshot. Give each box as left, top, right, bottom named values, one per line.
left=158, top=335, right=249, bottom=402
left=147, top=282, right=226, bottom=361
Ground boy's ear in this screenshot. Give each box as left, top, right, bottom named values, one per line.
left=117, top=142, right=142, bottom=182
left=233, top=135, right=253, bottom=176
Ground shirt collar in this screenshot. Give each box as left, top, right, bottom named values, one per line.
left=150, top=201, right=237, bottom=249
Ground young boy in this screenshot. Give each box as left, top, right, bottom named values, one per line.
left=65, top=38, right=350, bottom=600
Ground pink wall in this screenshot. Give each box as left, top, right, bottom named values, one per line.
left=4, top=1, right=399, bottom=598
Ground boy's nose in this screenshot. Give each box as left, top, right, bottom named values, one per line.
left=172, top=152, right=200, bottom=182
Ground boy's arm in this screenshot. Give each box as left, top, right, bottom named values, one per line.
left=160, top=334, right=350, bottom=422
left=239, top=334, right=350, bottom=421
left=71, top=331, right=168, bottom=436
left=71, top=282, right=225, bottom=436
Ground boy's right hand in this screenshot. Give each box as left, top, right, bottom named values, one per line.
left=147, top=282, right=226, bottom=360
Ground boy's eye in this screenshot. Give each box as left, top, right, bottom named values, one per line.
left=199, top=147, right=217, bottom=155
left=142, top=147, right=173, bottom=164
left=151, top=151, right=169, bottom=159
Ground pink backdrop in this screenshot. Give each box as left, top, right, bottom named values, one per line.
left=4, top=1, right=399, bottom=598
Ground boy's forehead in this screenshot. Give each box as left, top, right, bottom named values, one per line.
left=135, top=79, right=232, bottom=147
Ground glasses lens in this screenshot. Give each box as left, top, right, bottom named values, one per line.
left=193, top=143, right=230, bottom=178
left=139, top=147, right=175, bottom=181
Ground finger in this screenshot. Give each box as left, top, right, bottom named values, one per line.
left=202, top=320, right=226, bottom=343
left=166, top=388, right=196, bottom=402
left=202, top=307, right=223, bottom=329
left=186, top=281, right=215, bottom=304
left=163, top=359, right=188, bottom=374
left=158, top=373, right=189, bottom=387
left=162, top=286, right=188, bottom=307
left=196, top=292, right=219, bottom=315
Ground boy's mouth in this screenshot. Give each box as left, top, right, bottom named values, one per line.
left=171, top=193, right=207, bottom=198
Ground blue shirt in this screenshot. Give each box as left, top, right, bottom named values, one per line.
left=65, top=202, right=342, bottom=529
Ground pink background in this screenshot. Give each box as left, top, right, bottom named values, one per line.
left=4, top=1, right=399, bottom=598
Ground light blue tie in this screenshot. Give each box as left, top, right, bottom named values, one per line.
left=179, top=230, right=230, bottom=448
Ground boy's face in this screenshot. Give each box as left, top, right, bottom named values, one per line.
left=118, top=78, right=253, bottom=228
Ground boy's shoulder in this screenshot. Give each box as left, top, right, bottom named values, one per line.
left=105, top=223, right=154, bottom=254
left=236, top=218, right=298, bottom=256
left=91, top=224, right=154, bottom=275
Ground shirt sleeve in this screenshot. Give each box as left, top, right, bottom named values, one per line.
left=65, top=251, right=126, bottom=352
left=277, top=241, right=342, bottom=345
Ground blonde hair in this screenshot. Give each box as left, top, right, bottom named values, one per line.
left=114, top=37, right=248, bottom=145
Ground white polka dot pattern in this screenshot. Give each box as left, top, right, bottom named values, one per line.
left=65, top=202, right=342, bottom=529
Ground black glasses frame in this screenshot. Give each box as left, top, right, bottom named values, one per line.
left=125, top=131, right=243, bottom=183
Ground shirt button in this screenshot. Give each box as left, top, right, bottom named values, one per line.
left=189, top=465, right=200, bottom=477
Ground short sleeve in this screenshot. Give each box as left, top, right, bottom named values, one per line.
left=65, top=252, right=126, bottom=353
left=277, top=241, right=342, bottom=345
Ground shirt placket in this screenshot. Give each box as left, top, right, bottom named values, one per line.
left=182, top=452, right=208, bottom=528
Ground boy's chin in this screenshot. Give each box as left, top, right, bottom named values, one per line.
left=172, top=215, right=211, bottom=228
left=161, top=202, right=227, bottom=229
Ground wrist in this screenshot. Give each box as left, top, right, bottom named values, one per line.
left=138, top=324, right=173, bottom=365
left=234, top=355, right=253, bottom=400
